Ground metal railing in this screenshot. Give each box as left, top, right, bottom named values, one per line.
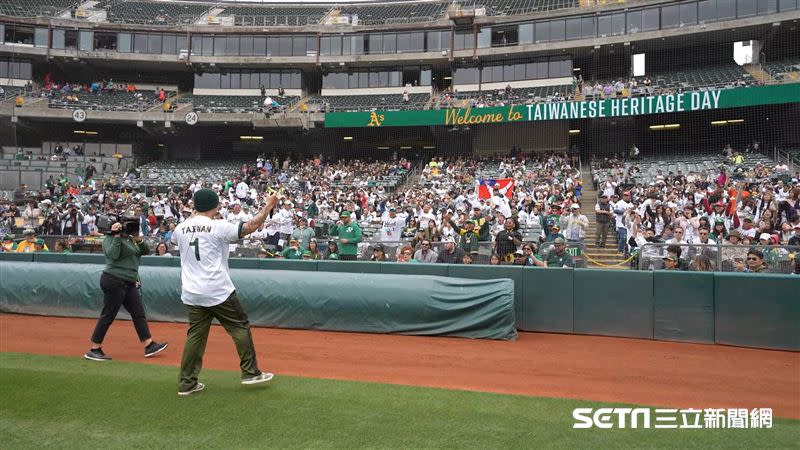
left=20, top=234, right=587, bottom=266
left=637, top=242, right=798, bottom=273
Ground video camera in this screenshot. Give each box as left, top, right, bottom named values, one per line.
left=104, top=214, right=140, bottom=237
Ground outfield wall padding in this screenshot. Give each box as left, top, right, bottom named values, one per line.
left=0, top=253, right=797, bottom=350
left=0, top=261, right=517, bottom=340
left=714, top=273, right=800, bottom=351
left=521, top=267, right=573, bottom=333
left=573, top=269, right=654, bottom=339
left=653, top=271, right=715, bottom=344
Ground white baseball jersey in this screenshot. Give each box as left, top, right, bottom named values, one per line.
left=171, top=215, right=241, bottom=307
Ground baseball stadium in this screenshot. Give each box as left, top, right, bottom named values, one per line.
left=0, top=0, right=799, bottom=447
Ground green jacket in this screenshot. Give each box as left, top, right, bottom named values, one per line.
left=103, top=236, right=149, bottom=282
left=545, top=251, right=575, bottom=268
left=329, top=221, right=362, bottom=256
left=281, top=247, right=303, bottom=259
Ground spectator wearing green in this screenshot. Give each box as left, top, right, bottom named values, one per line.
left=2, top=235, right=17, bottom=251
left=280, top=239, right=303, bottom=259
left=329, top=211, right=362, bottom=261
left=451, top=219, right=480, bottom=256
left=544, top=237, right=575, bottom=268
left=291, top=218, right=316, bottom=250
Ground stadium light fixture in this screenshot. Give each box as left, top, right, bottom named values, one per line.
left=377, top=146, right=390, bottom=150
left=240, top=136, right=263, bottom=141
left=711, top=119, right=745, bottom=126
left=73, top=130, right=85, bottom=134
left=343, top=136, right=353, bottom=140
left=569, top=129, right=580, bottom=134
left=423, top=146, right=435, bottom=149
left=400, top=146, right=412, bottom=150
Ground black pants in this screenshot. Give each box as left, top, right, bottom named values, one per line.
left=91, top=272, right=152, bottom=344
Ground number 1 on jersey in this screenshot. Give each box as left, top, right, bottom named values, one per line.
left=190, top=238, right=201, bottom=261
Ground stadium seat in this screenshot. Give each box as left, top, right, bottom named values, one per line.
left=48, top=90, right=161, bottom=112
left=336, top=2, right=449, bottom=25
left=310, top=93, right=430, bottom=112
left=102, top=0, right=210, bottom=25
left=761, top=58, right=800, bottom=82
left=181, top=95, right=299, bottom=113
left=0, top=0, right=77, bottom=18
left=220, top=5, right=332, bottom=26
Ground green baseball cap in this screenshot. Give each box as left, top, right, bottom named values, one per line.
left=302, top=250, right=312, bottom=257
left=553, top=237, right=566, bottom=244
left=2, top=235, right=12, bottom=241
left=34, top=239, right=45, bottom=245
left=340, top=211, right=351, bottom=218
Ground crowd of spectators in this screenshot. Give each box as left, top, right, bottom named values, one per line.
left=592, top=146, right=800, bottom=273
left=1, top=152, right=584, bottom=267
left=3, top=147, right=797, bottom=273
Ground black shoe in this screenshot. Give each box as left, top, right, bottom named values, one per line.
left=84, top=348, right=112, bottom=361
left=144, top=342, right=168, bottom=358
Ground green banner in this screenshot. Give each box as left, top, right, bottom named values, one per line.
left=324, top=83, right=800, bottom=128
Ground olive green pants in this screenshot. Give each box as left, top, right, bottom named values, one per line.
left=179, top=292, right=260, bottom=392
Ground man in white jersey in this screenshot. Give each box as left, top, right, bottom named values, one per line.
left=171, top=188, right=278, bottom=396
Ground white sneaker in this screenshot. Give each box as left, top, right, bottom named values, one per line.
left=241, top=372, right=273, bottom=385
left=178, top=382, right=205, bottom=396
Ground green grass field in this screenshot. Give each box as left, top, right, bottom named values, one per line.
left=0, top=352, right=797, bottom=449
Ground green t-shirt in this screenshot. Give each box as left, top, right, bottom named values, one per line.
left=329, top=221, right=362, bottom=256
left=281, top=247, right=303, bottom=259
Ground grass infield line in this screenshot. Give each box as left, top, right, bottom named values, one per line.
left=0, top=352, right=797, bottom=449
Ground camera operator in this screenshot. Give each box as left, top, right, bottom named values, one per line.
left=84, top=221, right=168, bottom=361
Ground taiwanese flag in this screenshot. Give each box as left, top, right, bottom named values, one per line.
left=478, top=178, right=514, bottom=199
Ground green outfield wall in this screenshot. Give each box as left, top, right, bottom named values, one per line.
left=324, top=84, right=800, bottom=128
left=1, top=254, right=797, bottom=350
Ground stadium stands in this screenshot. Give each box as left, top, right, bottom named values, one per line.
left=48, top=90, right=160, bottom=111
left=181, top=95, right=299, bottom=113
left=652, top=64, right=751, bottom=90
left=452, top=84, right=572, bottom=106
left=135, top=160, right=243, bottom=188
left=762, top=58, right=800, bottom=82
left=221, top=5, right=332, bottom=26
left=336, top=1, right=449, bottom=25
left=456, top=0, right=579, bottom=16
left=310, top=93, right=430, bottom=112
left=102, top=0, right=210, bottom=25
left=0, top=0, right=77, bottom=18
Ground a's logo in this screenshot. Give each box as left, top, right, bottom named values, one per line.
left=367, top=112, right=385, bottom=127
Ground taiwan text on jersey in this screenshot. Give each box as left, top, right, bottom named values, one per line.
left=171, top=215, right=242, bottom=307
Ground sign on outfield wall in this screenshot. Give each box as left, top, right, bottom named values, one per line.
left=323, top=83, right=800, bottom=128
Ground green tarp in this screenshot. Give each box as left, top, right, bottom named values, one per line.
left=0, top=261, right=517, bottom=340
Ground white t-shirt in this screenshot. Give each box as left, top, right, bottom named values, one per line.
left=380, top=214, right=405, bottom=241
left=235, top=182, right=249, bottom=200
left=171, top=215, right=241, bottom=307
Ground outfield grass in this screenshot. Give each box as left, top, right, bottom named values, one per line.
left=0, top=353, right=797, bottom=449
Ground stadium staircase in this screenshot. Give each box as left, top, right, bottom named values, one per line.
left=743, top=64, right=776, bottom=85
left=579, top=168, right=629, bottom=270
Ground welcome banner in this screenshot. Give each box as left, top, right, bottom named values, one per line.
left=323, top=83, right=800, bottom=128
